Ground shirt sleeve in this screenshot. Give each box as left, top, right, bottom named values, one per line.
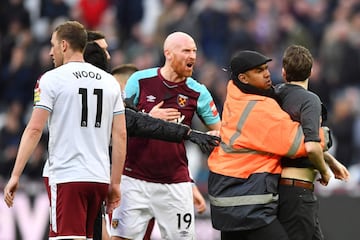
left=124, top=71, right=141, bottom=106
left=34, top=72, right=56, bottom=112
left=300, top=92, right=322, bottom=142
left=196, top=84, right=220, bottom=125
left=113, top=79, right=125, bottom=115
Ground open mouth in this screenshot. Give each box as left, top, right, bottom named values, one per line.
left=186, top=63, right=193, bottom=68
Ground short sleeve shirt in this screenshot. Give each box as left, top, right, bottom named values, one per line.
left=124, top=67, right=220, bottom=183
left=35, top=62, right=124, bottom=184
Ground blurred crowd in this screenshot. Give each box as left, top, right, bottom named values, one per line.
left=0, top=0, right=359, bottom=195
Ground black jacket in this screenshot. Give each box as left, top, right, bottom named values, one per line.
left=125, top=107, right=189, bottom=142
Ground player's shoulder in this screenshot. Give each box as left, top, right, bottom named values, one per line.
left=306, top=89, right=320, bottom=98
left=274, top=82, right=297, bottom=93
left=41, top=62, right=80, bottom=78
left=185, top=77, right=209, bottom=93
left=38, top=66, right=62, bottom=84
left=305, top=89, right=321, bottom=102
left=129, top=67, right=159, bottom=81
left=275, top=83, right=312, bottom=97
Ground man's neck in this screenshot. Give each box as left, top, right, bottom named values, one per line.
left=160, top=66, right=186, bottom=83
left=63, top=52, right=85, bottom=65
left=288, top=79, right=309, bottom=90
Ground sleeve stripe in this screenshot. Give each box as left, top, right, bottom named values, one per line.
left=34, top=105, right=52, bottom=112
left=114, top=110, right=125, bottom=116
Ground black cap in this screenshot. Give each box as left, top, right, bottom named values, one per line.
left=230, top=50, right=272, bottom=75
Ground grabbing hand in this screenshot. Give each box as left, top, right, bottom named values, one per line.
left=186, top=130, right=221, bottom=153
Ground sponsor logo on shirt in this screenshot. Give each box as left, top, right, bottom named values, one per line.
left=180, top=230, right=190, bottom=238
left=169, top=115, right=185, bottom=124
left=146, top=95, right=156, bottom=102
left=210, top=101, right=218, bottom=116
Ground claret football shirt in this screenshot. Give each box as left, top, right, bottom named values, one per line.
left=124, top=67, right=220, bottom=184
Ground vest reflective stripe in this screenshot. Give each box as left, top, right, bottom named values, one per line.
left=222, top=98, right=304, bottom=157
left=224, top=130, right=303, bottom=157
left=221, top=127, right=304, bottom=156
left=209, top=193, right=279, bottom=207
left=286, top=125, right=304, bottom=156
left=208, top=81, right=308, bottom=179
left=229, top=100, right=257, bottom=145
left=221, top=142, right=275, bottom=155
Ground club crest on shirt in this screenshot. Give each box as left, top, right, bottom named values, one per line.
left=177, top=94, right=188, bottom=107
left=112, top=219, right=119, bottom=229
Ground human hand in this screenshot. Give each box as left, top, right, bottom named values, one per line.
left=328, top=160, right=350, bottom=181
left=192, top=185, right=206, bottom=214
left=4, top=176, right=20, bottom=208
left=317, top=170, right=331, bottom=186
left=105, top=183, right=121, bottom=214
left=186, top=130, right=221, bottom=153
left=149, top=101, right=182, bottom=121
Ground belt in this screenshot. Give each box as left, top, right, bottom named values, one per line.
left=279, top=178, right=314, bottom=191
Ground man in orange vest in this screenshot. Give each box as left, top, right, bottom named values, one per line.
left=207, top=50, right=331, bottom=240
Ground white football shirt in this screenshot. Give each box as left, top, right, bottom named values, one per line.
left=35, top=62, right=124, bottom=185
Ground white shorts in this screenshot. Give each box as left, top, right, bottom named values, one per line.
left=111, top=175, right=195, bottom=240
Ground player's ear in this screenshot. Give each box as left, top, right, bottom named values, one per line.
left=164, top=49, right=172, bottom=61
left=61, top=40, right=67, bottom=52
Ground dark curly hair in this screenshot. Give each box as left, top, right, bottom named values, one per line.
left=83, top=42, right=109, bottom=72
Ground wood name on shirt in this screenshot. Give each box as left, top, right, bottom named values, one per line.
left=73, top=71, right=102, bottom=80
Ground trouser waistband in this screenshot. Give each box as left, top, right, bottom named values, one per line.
left=279, top=178, right=314, bottom=191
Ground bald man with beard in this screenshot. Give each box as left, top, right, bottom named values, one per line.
left=110, top=32, right=221, bottom=240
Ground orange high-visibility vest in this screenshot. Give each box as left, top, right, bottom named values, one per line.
left=207, top=81, right=327, bottom=231
left=208, top=80, right=308, bottom=179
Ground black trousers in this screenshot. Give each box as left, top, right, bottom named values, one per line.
left=278, top=184, right=324, bottom=240
left=221, top=219, right=289, bottom=240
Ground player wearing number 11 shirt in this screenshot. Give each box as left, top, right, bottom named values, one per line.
left=3, top=21, right=127, bottom=240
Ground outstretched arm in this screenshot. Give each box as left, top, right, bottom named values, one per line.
left=125, top=108, right=220, bottom=153
left=126, top=107, right=188, bottom=142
